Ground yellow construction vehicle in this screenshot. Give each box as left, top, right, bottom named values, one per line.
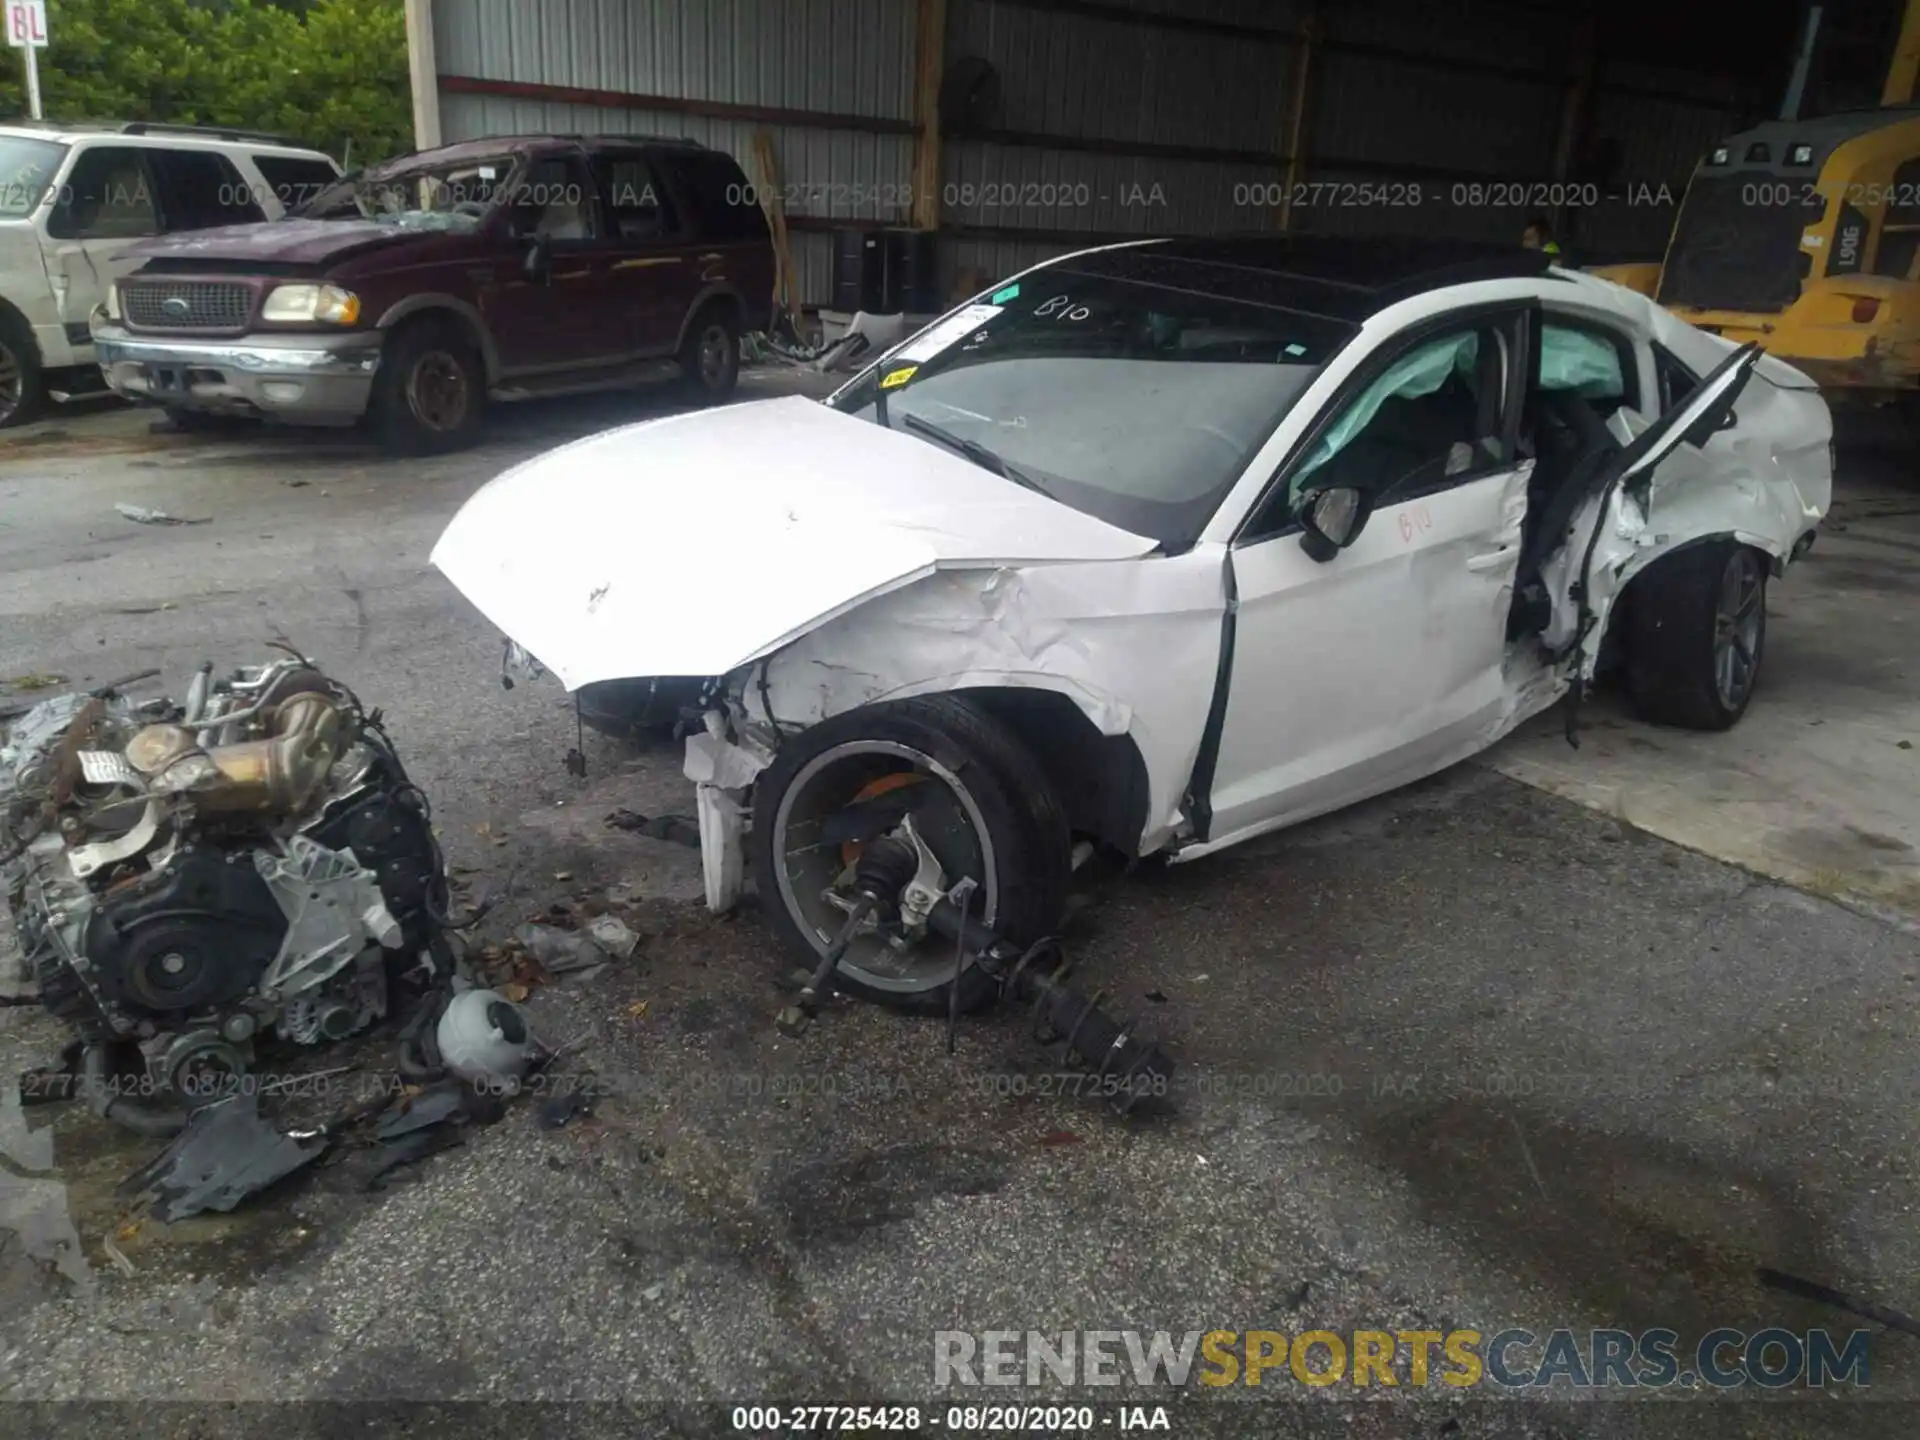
left=1591, top=0, right=1920, bottom=399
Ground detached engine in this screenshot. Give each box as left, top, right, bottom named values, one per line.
left=1, top=657, right=451, bottom=1130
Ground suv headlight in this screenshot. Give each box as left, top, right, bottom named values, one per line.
left=104, top=282, right=121, bottom=320
left=261, top=283, right=361, bottom=325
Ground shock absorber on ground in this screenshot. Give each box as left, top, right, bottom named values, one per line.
left=923, top=895, right=1173, bottom=1115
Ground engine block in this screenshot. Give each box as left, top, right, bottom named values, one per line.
left=0, top=658, right=450, bottom=1121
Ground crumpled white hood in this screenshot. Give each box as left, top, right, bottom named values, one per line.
left=430, top=396, right=1158, bottom=690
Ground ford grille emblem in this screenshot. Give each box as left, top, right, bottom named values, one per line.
left=162, top=296, right=191, bottom=317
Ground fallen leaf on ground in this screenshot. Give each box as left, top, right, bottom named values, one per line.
left=500, top=982, right=530, bottom=1003
left=5, top=673, right=66, bottom=690
left=627, top=1000, right=650, bottom=1018
left=1040, top=1130, right=1082, bottom=1147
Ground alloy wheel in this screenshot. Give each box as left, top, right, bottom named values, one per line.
left=1712, top=549, right=1764, bottom=711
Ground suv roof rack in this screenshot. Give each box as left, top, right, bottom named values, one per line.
left=570, top=133, right=707, bottom=150
left=119, top=121, right=305, bottom=147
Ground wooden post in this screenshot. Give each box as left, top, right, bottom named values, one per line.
left=1276, top=4, right=1318, bottom=230
left=404, top=0, right=442, bottom=152
left=911, top=0, right=948, bottom=230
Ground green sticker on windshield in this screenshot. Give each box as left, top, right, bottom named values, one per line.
left=991, top=283, right=1021, bottom=305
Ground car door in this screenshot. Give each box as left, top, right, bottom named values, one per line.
left=1199, top=306, right=1535, bottom=844
left=489, top=152, right=626, bottom=372
left=590, top=148, right=695, bottom=356
left=1544, top=341, right=1764, bottom=679
left=41, top=144, right=164, bottom=345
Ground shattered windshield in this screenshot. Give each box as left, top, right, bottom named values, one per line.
left=295, top=156, right=516, bottom=230
left=830, top=269, right=1354, bottom=545
left=0, top=135, right=67, bottom=218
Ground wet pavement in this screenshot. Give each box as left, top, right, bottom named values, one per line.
left=1, top=381, right=1918, bottom=1436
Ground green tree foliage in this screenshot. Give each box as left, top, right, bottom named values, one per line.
left=0, top=0, right=412, bottom=163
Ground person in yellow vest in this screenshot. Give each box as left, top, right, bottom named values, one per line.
left=1521, top=214, right=1564, bottom=262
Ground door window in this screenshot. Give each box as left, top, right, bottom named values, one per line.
left=1538, top=320, right=1636, bottom=412
left=505, top=157, right=598, bottom=242
left=250, top=153, right=340, bottom=214
left=1282, top=321, right=1509, bottom=514
left=598, top=155, right=676, bottom=241
left=1874, top=157, right=1920, bottom=278
left=49, top=147, right=158, bottom=240
left=148, top=149, right=264, bottom=231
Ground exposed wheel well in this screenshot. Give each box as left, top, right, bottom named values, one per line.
left=1599, top=534, right=1776, bottom=675
left=382, top=306, right=492, bottom=380
left=680, top=292, right=744, bottom=347
left=957, top=687, right=1151, bottom=856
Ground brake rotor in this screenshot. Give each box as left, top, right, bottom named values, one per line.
left=839, top=772, right=930, bottom=868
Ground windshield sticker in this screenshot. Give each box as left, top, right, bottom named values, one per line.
left=991, top=282, right=1021, bottom=304
left=478, top=165, right=497, bottom=180
left=894, top=304, right=1005, bottom=363
left=880, top=365, right=918, bottom=390
left=1284, top=342, right=1308, bottom=356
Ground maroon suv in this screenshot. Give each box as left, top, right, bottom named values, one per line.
left=89, top=134, right=775, bottom=452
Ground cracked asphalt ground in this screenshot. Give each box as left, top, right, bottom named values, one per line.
left=1, top=378, right=1918, bottom=1439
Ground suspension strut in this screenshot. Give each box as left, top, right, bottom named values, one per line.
left=923, top=898, right=1174, bottom=1115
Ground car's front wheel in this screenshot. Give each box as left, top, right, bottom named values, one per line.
left=750, top=695, right=1071, bottom=1015
left=1623, top=540, right=1769, bottom=730
left=370, top=319, right=486, bottom=455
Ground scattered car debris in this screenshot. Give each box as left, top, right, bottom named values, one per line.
left=100, top=1235, right=137, bottom=1276
left=536, top=1081, right=599, bottom=1130
left=114, top=502, right=210, bottom=526
left=515, top=923, right=607, bottom=977
left=1757, top=1266, right=1920, bottom=1339
left=364, top=1123, right=467, bottom=1192
left=587, top=915, right=639, bottom=960
left=119, top=1091, right=328, bottom=1223
left=604, top=808, right=702, bottom=848
left=435, top=987, right=539, bottom=1086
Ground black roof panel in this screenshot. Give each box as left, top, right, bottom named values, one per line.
left=1055, top=235, right=1551, bottom=322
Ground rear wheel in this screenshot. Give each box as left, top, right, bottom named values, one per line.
left=0, top=311, right=44, bottom=429
left=679, top=305, right=740, bottom=405
left=750, top=695, right=1071, bottom=1015
left=370, top=319, right=485, bottom=454
left=1624, top=540, right=1768, bottom=730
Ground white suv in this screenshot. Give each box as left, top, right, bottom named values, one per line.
left=0, top=122, right=341, bottom=426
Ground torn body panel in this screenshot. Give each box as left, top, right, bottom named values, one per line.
left=724, top=553, right=1229, bottom=858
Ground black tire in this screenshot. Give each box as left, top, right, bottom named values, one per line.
left=678, top=303, right=740, bottom=404
left=0, top=309, right=44, bottom=429
left=1623, top=540, right=1768, bottom=731
left=369, top=318, right=486, bottom=455
left=751, top=694, right=1071, bottom=1015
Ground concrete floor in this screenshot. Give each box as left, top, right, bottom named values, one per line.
left=1, top=378, right=1918, bottom=1435
left=1491, top=443, right=1920, bottom=928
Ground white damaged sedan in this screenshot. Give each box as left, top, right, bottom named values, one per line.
left=432, top=236, right=1831, bottom=1013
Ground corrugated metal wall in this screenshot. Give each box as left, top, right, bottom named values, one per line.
left=433, top=0, right=918, bottom=305
left=429, top=0, right=1753, bottom=306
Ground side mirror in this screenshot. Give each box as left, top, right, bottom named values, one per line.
left=522, top=235, right=551, bottom=282
left=1297, top=485, right=1372, bottom=563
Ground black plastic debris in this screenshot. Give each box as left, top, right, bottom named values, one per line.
left=365, top=1125, right=466, bottom=1191
left=603, top=808, right=702, bottom=848
left=536, top=1082, right=598, bottom=1131
left=120, top=1092, right=327, bottom=1222
left=375, top=1077, right=507, bottom=1141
